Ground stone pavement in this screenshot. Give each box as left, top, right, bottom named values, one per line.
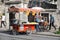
left=33, top=28, right=60, bottom=37
left=0, top=27, right=60, bottom=37
left=34, top=32, right=60, bottom=37
left=0, top=27, right=8, bottom=32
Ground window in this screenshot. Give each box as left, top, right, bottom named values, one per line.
left=28, top=0, right=40, bottom=8
left=54, top=0, right=57, bottom=2
left=48, top=0, right=57, bottom=2
left=1, top=0, right=4, bottom=3
left=41, top=1, right=57, bottom=9
left=1, top=0, right=9, bottom=3
left=49, top=0, right=53, bottom=2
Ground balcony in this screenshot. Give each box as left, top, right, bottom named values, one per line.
left=45, top=9, right=57, bottom=12
left=5, top=1, right=21, bottom=5
left=41, top=2, right=57, bottom=9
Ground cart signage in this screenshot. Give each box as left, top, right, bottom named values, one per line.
left=20, top=24, right=24, bottom=30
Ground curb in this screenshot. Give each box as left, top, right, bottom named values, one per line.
left=33, top=32, right=60, bottom=37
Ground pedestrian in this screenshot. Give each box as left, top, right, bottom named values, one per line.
left=49, top=14, right=56, bottom=30
left=8, top=6, right=16, bottom=26
left=34, top=13, right=41, bottom=32
left=35, top=13, right=41, bottom=22
left=1, top=13, right=6, bottom=28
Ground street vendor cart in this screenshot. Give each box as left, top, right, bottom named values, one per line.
left=8, top=7, right=39, bottom=35
left=5, top=1, right=45, bottom=35
left=12, top=22, right=38, bottom=35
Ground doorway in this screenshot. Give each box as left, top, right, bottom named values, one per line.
left=41, top=13, right=49, bottom=23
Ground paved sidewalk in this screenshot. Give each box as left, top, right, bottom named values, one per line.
left=0, top=28, right=8, bottom=31
left=0, top=27, right=60, bottom=37
left=34, top=32, right=60, bottom=37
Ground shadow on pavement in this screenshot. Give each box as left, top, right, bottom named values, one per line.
left=0, top=30, right=27, bottom=35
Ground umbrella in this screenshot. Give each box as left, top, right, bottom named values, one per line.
left=19, top=8, right=29, bottom=12
left=32, top=7, right=45, bottom=12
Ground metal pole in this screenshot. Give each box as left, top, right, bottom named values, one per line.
left=23, top=0, right=24, bottom=8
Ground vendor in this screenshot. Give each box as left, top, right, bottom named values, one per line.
left=28, top=11, right=35, bottom=22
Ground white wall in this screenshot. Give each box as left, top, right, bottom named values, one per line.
left=5, top=5, right=9, bottom=29
left=57, top=0, right=60, bottom=10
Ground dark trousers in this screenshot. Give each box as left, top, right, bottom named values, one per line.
left=1, top=21, right=6, bottom=27
left=35, top=24, right=39, bottom=32
left=49, top=22, right=56, bottom=30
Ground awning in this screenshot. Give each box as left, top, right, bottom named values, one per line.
left=32, top=7, right=45, bottom=12
left=19, top=8, right=41, bottom=12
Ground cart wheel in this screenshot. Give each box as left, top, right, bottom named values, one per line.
left=26, top=28, right=32, bottom=35
left=12, top=30, right=17, bottom=35
left=46, top=25, right=49, bottom=31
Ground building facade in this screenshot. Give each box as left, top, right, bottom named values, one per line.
left=0, top=0, right=60, bottom=29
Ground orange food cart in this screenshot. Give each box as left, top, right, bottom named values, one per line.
left=10, top=8, right=40, bottom=35
left=9, top=8, right=38, bottom=35
left=12, top=22, right=38, bottom=35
